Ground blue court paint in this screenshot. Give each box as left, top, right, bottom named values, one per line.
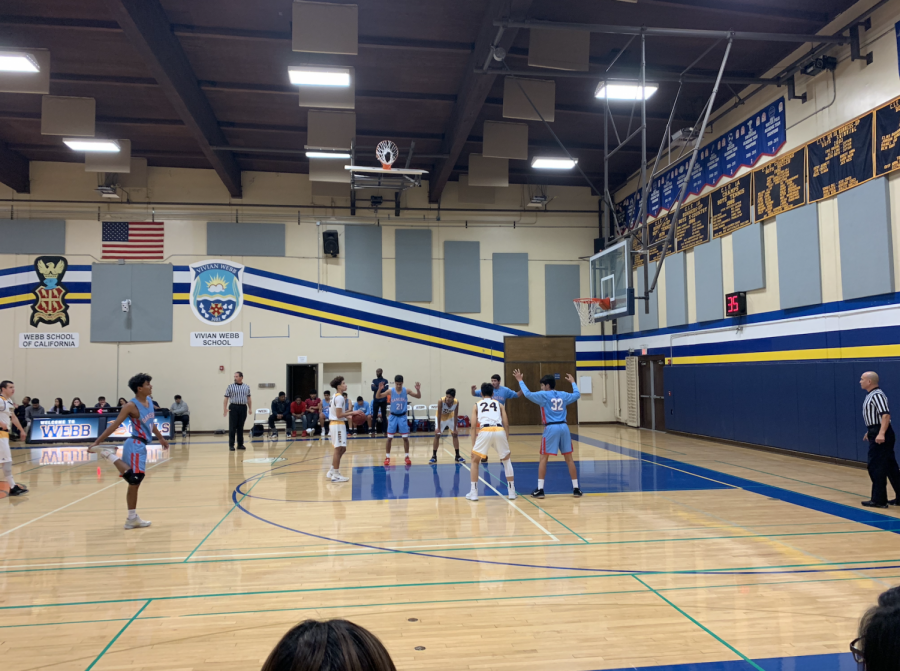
left=596, top=652, right=856, bottom=671
left=350, top=461, right=729, bottom=501
left=572, top=434, right=900, bottom=534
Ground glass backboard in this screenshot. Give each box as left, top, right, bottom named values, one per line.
left=588, top=239, right=634, bottom=322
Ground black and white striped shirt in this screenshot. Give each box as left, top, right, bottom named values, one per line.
left=863, top=387, right=891, bottom=427
left=224, top=383, right=251, bottom=405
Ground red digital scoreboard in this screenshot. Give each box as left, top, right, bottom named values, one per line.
left=725, top=291, right=747, bottom=317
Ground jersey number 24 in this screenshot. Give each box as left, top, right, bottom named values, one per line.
left=479, top=401, right=498, bottom=412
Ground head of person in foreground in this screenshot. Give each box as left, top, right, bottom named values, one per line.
left=853, top=599, right=900, bottom=670
left=261, top=619, right=396, bottom=671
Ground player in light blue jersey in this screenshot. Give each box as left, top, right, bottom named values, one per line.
left=376, top=374, right=422, bottom=466
left=88, top=373, right=170, bottom=529
left=513, top=369, right=582, bottom=499
left=471, top=374, right=522, bottom=462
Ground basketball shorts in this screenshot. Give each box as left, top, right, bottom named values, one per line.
left=330, top=421, right=347, bottom=448
left=0, top=437, right=10, bottom=464
left=435, top=418, right=457, bottom=435
left=540, top=424, right=573, bottom=456
left=387, top=414, right=409, bottom=438
left=472, top=426, right=510, bottom=460
left=122, top=438, right=147, bottom=474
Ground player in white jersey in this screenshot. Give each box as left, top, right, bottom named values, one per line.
left=325, top=376, right=365, bottom=483
left=430, top=388, right=464, bottom=464
left=466, top=382, right=515, bottom=501
left=0, top=380, right=29, bottom=496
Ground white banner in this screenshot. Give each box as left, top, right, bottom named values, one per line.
left=20, top=332, right=79, bottom=349
left=191, top=331, right=244, bottom=347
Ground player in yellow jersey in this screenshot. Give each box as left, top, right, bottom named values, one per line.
left=429, top=388, right=464, bottom=464
left=466, top=382, right=515, bottom=501
left=0, top=381, right=28, bottom=496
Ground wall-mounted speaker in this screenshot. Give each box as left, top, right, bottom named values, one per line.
left=323, top=230, right=340, bottom=257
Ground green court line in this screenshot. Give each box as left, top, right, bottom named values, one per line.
left=633, top=576, right=765, bottom=671
left=0, top=527, right=890, bottom=576
left=84, top=599, right=151, bottom=671
left=518, top=496, right=590, bottom=543
left=6, top=571, right=899, bottom=631
left=182, top=442, right=295, bottom=562
left=712, top=460, right=870, bottom=498
left=5, top=557, right=900, bottom=613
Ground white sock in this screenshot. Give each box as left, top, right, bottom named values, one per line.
left=127, top=509, right=137, bottom=519
left=538, top=479, right=544, bottom=489
left=572, top=479, right=579, bottom=488
left=106, top=452, right=119, bottom=465
left=3, top=461, right=15, bottom=487
left=470, top=482, right=477, bottom=494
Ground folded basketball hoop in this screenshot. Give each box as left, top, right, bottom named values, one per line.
left=573, top=297, right=610, bottom=325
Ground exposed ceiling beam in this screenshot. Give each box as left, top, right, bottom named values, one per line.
left=0, top=140, right=29, bottom=193
left=102, top=0, right=243, bottom=197
left=487, top=67, right=779, bottom=86
left=636, top=0, right=830, bottom=24
left=429, top=0, right=535, bottom=203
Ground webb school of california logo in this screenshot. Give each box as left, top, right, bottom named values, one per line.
left=31, top=256, right=70, bottom=327
left=189, top=260, right=244, bottom=326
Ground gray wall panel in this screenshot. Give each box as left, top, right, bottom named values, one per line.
left=616, top=315, right=634, bottom=334
left=493, top=253, right=529, bottom=324
left=131, top=264, right=173, bottom=342
left=544, top=265, right=581, bottom=336
left=0, top=219, right=65, bottom=253
left=665, top=253, right=688, bottom=327
left=444, top=241, right=480, bottom=313
left=777, top=204, right=822, bottom=309
left=733, top=222, right=765, bottom=291
left=90, top=264, right=133, bottom=342
left=838, top=177, right=894, bottom=300
left=635, top=262, right=659, bottom=331
left=395, top=229, right=432, bottom=302
left=345, top=225, right=382, bottom=297
left=695, top=238, right=724, bottom=322
left=207, top=222, right=285, bottom=257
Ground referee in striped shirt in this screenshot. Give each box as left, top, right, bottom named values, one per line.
left=860, top=371, right=900, bottom=508
left=223, top=371, right=252, bottom=451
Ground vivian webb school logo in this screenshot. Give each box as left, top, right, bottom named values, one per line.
left=31, top=256, right=70, bottom=327
left=190, top=260, right=244, bottom=326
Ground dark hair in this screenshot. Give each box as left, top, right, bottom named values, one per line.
left=128, top=373, right=152, bottom=394
left=54, top=397, right=64, bottom=408
left=878, top=586, right=900, bottom=608
left=394, top=374, right=403, bottom=383
left=261, top=619, right=396, bottom=671
left=70, top=397, right=82, bottom=409
left=235, top=371, right=243, bottom=378
left=98, top=396, right=106, bottom=401
left=491, top=374, right=501, bottom=382
left=356, top=396, right=364, bottom=402
left=480, top=383, right=494, bottom=397
left=31, top=398, right=40, bottom=405
left=540, top=374, right=556, bottom=389
left=330, top=376, right=344, bottom=389
left=175, top=395, right=182, bottom=400
left=21, top=396, right=30, bottom=404
left=445, top=388, right=456, bottom=397
left=0, top=380, right=11, bottom=392
left=342, top=392, right=348, bottom=397
left=858, top=605, right=900, bottom=670
left=324, top=390, right=331, bottom=396
left=279, top=391, right=286, bottom=397
left=310, top=390, right=318, bottom=396
left=117, top=397, right=128, bottom=406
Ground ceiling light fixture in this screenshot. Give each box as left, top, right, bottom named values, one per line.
left=306, top=151, right=352, bottom=159
left=0, top=50, right=40, bottom=73
left=531, top=157, right=578, bottom=170
left=288, top=66, right=351, bottom=87
left=63, top=138, right=121, bottom=152
left=594, top=82, right=659, bottom=101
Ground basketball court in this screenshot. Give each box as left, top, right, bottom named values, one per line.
left=2, top=426, right=896, bottom=670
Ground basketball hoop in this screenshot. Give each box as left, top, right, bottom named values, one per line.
left=573, top=297, right=610, bottom=325
left=375, top=140, right=399, bottom=170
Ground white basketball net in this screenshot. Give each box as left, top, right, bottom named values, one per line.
left=375, top=140, right=399, bottom=169
left=573, top=298, right=609, bottom=325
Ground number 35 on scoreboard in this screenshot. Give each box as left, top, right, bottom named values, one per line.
left=725, top=291, right=747, bottom=317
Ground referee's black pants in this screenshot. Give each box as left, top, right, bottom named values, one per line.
left=867, top=425, right=900, bottom=505
left=372, top=398, right=387, bottom=432
left=229, top=404, right=248, bottom=449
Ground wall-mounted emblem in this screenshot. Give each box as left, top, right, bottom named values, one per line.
left=31, top=256, right=69, bottom=327
left=189, top=260, right=244, bottom=326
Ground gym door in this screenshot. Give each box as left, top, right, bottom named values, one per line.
left=287, top=364, right=317, bottom=404
left=638, top=356, right=666, bottom=431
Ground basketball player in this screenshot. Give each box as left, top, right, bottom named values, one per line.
left=470, top=374, right=521, bottom=462
left=375, top=374, right=421, bottom=466
left=88, top=373, right=170, bottom=529
left=0, top=380, right=29, bottom=496
left=430, top=388, right=464, bottom=464
left=466, top=383, right=515, bottom=501
left=325, top=376, right=364, bottom=483
left=512, top=369, right=581, bottom=498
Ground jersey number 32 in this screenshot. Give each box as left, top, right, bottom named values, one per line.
left=550, top=398, right=564, bottom=411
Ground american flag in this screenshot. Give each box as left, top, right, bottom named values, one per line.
left=101, top=222, right=165, bottom=260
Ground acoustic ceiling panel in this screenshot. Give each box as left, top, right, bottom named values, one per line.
left=528, top=28, right=591, bottom=72
left=309, top=156, right=351, bottom=183
left=457, top=174, right=496, bottom=204
left=84, top=139, right=131, bottom=173
left=41, top=96, right=95, bottom=137
left=483, top=121, right=528, bottom=160
left=468, top=154, right=509, bottom=188
left=307, top=110, right=356, bottom=150
left=503, top=77, right=555, bottom=122
left=292, top=1, right=358, bottom=55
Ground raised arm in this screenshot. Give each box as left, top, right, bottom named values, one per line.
left=562, top=373, right=581, bottom=404
left=471, top=385, right=481, bottom=398
left=375, top=382, right=390, bottom=399
left=408, top=382, right=422, bottom=400
left=512, top=369, right=544, bottom=404
left=89, top=404, right=135, bottom=448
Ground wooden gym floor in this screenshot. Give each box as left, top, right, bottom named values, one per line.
left=2, top=425, right=898, bottom=671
